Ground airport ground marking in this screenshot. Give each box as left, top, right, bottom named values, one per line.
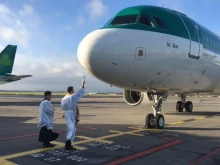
left=0, top=141, right=86, bottom=164
left=0, top=130, right=64, bottom=141
left=76, top=135, right=113, bottom=144
left=195, top=117, right=206, bottom=120
left=128, top=126, right=163, bottom=133
left=109, top=130, right=144, bottom=136
left=0, top=132, right=127, bottom=164
left=104, top=138, right=184, bottom=165
left=166, top=114, right=220, bottom=126
left=168, top=121, right=185, bottom=125
left=0, top=126, right=97, bottom=141
left=0, top=127, right=183, bottom=164
left=188, top=148, right=220, bottom=165
left=0, top=159, right=17, bottom=165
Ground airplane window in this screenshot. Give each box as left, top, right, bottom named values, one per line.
left=139, top=15, right=155, bottom=27
left=206, top=37, right=209, bottom=43
left=111, top=14, right=138, bottom=25
left=153, top=16, right=167, bottom=30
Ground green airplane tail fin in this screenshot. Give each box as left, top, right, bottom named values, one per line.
left=0, top=45, right=17, bottom=74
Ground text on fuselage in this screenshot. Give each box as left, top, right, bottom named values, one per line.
left=167, top=42, right=179, bottom=49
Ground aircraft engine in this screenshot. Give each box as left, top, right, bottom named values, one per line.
left=123, top=89, right=153, bottom=107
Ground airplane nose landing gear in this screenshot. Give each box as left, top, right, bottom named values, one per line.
left=144, top=93, right=166, bottom=129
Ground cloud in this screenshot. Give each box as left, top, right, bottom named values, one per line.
left=3, top=54, right=121, bottom=92
left=19, top=5, right=34, bottom=16
left=0, top=4, right=41, bottom=47
left=0, top=2, right=121, bottom=93
left=86, top=0, right=109, bottom=20
left=64, top=25, right=73, bottom=31
left=0, top=4, right=10, bottom=14
left=0, top=22, right=29, bottom=47
left=76, top=15, right=85, bottom=26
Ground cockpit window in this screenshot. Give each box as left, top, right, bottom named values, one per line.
left=153, top=16, right=167, bottom=30
left=111, top=14, right=138, bottom=25
left=139, top=15, right=155, bottom=27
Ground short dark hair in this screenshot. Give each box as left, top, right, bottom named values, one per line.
left=44, top=91, right=52, bottom=97
left=67, top=86, right=74, bottom=93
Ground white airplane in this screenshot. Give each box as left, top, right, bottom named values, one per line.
left=77, top=5, right=220, bottom=129
left=88, top=91, right=99, bottom=94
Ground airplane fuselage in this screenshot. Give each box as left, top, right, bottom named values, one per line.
left=77, top=5, right=220, bottom=95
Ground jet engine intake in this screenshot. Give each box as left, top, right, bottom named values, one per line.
left=123, top=89, right=153, bottom=106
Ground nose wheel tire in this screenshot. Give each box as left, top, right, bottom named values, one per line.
left=145, top=113, right=165, bottom=129
left=154, top=114, right=165, bottom=129
left=145, top=113, right=155, bottom=128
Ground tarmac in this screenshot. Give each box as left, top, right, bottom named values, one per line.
left=0, top=95, right=219, bottom=165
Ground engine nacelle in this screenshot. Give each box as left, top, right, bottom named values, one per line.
left=123, top=89, right=154, bottom=107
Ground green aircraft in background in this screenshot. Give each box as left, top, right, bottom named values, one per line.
left=0, top=45, right=32, bottom=84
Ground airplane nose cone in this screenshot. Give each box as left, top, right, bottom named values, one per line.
left=77, top=29, right=121, bottom=82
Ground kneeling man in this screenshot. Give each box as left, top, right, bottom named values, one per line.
left=38, top=91, right=59, bottom=147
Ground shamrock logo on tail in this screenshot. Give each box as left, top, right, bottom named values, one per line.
left=0, top=54, right=12, bottom=67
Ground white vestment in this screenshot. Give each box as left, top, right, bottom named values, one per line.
left=38, top=99, right=54, bottom=130
left=61, top=88, right=84, bottom=141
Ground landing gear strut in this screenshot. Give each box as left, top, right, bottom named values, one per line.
left=176, top=94, right=193, bottom=112
left=144, top=93, right=166, bottom=129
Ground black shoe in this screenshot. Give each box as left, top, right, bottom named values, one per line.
left=65, top=140, right=76, bottom=150
left=43, top=143, right=55, bottom=147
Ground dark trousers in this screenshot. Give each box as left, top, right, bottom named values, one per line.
left=38, top=126, right=59, bottom=144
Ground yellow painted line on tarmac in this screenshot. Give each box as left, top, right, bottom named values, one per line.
left=109, top=130, right=144, bottom=136
left=0, top=141, right=86, bottom=164
left=76, top=136, right=113, bottom=144
left=0, top=159, right=17, bottom=165
left=0, top=124, right=190, bottom=164
left=127, top=126, right=144, bottom=130
left=0, top=142, right=63, bottom=160
left=168, top=121, right=184, bottom=125
left=128, top=127, right=163, bottom=133
left=196, top=117, right=206, bottom=120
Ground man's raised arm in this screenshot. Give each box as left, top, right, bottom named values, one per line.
left=75, top=80, right=86, bottom=101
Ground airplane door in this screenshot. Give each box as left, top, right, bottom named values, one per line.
left=178, top=14, right=201, bottom=59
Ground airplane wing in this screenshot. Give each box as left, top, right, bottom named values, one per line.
left=0, top=75, right=32, bottom=84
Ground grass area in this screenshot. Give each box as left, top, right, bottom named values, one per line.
left=0, top=91, right=122, bottom=96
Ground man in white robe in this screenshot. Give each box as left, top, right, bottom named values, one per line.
left=61, top=80, right=85, bottom=150
left=38, top=91, right=59, bottom=147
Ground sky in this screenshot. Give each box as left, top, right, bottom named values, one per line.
left=0, top=0, right=219, bottom=92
